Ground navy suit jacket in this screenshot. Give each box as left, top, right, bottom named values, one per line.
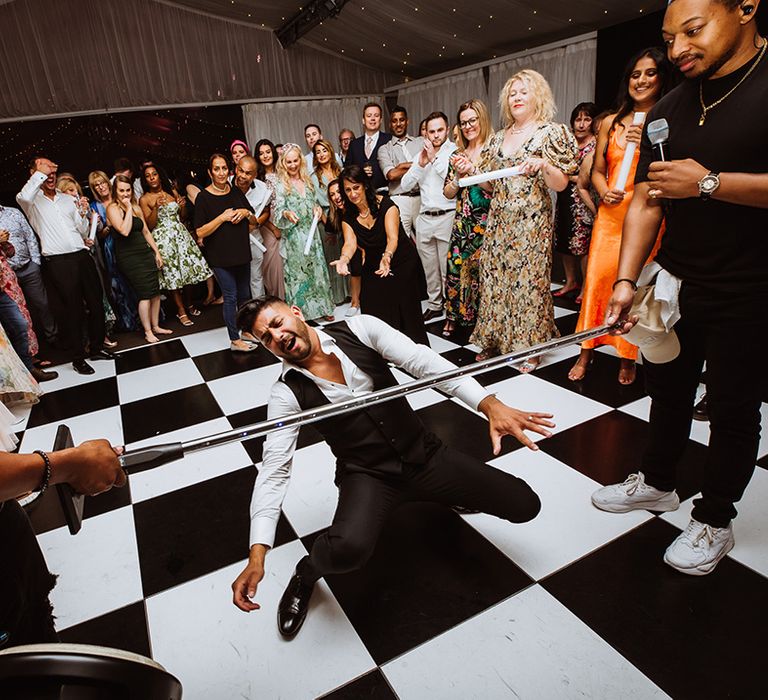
left=344, top=132, right=392, bottom=190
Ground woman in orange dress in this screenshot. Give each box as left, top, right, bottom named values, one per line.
left=569, top=47, right=672, bottom=385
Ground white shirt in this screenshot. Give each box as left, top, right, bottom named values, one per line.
left=16, top=172, right=88, bottom=256
left=377, top=134, right=422, bottom=196
left=400, top=140, right=457, bottom=212
left=249, top=314, right=490, bottom=547
left=241, top=180, right=271, bottom=244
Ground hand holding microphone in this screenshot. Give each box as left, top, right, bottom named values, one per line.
left=645, top=118, right=710, bottom=200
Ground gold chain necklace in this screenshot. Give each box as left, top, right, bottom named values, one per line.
left=698, top=39, right=766, bottom=126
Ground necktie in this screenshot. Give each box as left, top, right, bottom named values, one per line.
left=365, top=136, right=374, bottom=159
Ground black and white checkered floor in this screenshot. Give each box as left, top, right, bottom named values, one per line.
left=13, top=291, right=768, bottom=699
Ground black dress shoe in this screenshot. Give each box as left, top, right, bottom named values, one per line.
left=90, top=349, right=116, bottom=360
left=72, top=359, right=95, bottom=375
left=277, top=572, right=315, bottom=639
left=693, top=393, right=708, bottom=422
left=423, top=308, right=442, bottom=322
left=31, top=367, right=59, bottom=382
left=451, top=505, right=481, bottom=515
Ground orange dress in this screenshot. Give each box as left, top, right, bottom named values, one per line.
left=575, top=126, right=664, bottom=359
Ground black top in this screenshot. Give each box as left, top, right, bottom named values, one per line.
left=344, top=131, right=393, bottom=190
left=636, top=50, right=768, bottom=299
left=194, top=187, right=252, bottom=268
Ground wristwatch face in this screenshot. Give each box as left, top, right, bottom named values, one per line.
left=699, top=173, right=719, bottom=195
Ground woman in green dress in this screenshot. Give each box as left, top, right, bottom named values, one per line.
left=139, top=164, right=213, bottom=327
left=273, top=144, right=335, bottom=321
left=107, top=176, right=171, bottom=344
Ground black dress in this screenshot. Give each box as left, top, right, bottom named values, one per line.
left=114, top=216, right=160, bottom=300
left=345, top=197, right=428, bottom=345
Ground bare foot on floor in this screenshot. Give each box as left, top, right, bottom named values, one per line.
left=618, top=359, right=636, bottom=385
left=152, top=326, right=173, bottom=335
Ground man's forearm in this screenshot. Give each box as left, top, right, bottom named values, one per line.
left=617, top=183, right=664, bottom=282
left=714, top=172, right=768, bottom=208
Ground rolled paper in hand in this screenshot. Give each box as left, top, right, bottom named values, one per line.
left=303, top=212, right=320, bottom=256
left=613, top=111, right=646, bottom=192
left=88, top=212, right=99, bottom=241
left=458, top=165, right=524, bottom=188
left=249, top=233, right=267, bottom=252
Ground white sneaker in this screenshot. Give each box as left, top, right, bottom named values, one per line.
left=591, top=472, right=680, bottom=513
left=345, top=306, right=361, bottom=317
left=664, top=519, right=734, bottom=576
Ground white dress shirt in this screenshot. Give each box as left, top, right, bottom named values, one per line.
left=249, top=314, right=490, bottom=548
left=377, top=135, right=422, bottom=196
left=400, top=140, right=457, bottom=211
left=16, top=172, right=88, bottom=256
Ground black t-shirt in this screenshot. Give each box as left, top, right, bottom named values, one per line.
left=635, top=50, right=768, bottom=298
left=194, top=187, right=252, bottom=268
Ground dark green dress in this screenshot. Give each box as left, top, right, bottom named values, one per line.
left=114, top=216, right=160, bottom=300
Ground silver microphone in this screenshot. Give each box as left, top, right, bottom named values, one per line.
left=647, top=118, right=670, bottom=161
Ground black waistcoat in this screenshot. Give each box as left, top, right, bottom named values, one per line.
left=280, top=322, right=438, bottom=478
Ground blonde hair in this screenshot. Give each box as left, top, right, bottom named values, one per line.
left=499, top=69, right=556, bottom=128
left=276, top=144, right=314, bottom=193
left=88, top=170, right=111, bottom=201
left=455, top=98, right=492, bottom=150
left=312, top=139, right=341, bottom=181
left=56, top=174, right=82, bottom=196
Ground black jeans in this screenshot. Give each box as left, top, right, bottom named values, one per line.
left=297, top=442, right=541, bottom=583
left=641, top=284, right=766, bottom=528
left=42, top=250, right=105, bottom=361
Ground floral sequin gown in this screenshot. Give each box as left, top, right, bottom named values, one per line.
left=273, top=180, right=335, bottom=320
left=554, top=138, right=597, bottom=257
left=152, top=201, right=212, bottom=290
left=470, top=123, right=579, bottom=354
left=443, top=160, right=491, bottom=326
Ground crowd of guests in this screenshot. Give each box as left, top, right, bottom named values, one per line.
left=0, top=49, right=673, bottom=408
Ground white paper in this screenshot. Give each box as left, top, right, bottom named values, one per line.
left=303, top=212, right=320, bottom=256
left=88, top=212, right=99, bottom=241
left=252, top=196, right=268, bottom=222
left=458, top=166, right=524, bottom=188
left=613, top=111, right=646, bottom=192
left=249, top=233, right=266, bottom=252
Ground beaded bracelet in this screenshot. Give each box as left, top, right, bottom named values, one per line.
left=33, top=449, right=52, bottom=495
left=612, top=278, right=638, bottom=291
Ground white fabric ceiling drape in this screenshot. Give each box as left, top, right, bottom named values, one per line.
left=0, top=0, right=392, bottom=120
left=488, top=39, right=597, bottom=128
left=395, top=69, right=487, bottom=128
left=242, top=97, right=383, bottom=154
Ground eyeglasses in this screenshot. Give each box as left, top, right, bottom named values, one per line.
left=459, top=116, right=479, bottom=129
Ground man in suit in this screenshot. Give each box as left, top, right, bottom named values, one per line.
left=344, top=103, right=392, bottom=191
left=231, top=296, right=552, bottom=638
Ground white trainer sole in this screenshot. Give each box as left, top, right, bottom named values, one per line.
left=591, top=491, right=680, bottom=513
left=663, top=534, right=735, bottom=576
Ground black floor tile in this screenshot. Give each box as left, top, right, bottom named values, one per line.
left=27, top=480, right=132, bottom=535
left=535, top=351, right=647, bottom=408
left=416, top=399, right=524, bottom=462
left=424, top=321, right=474, bottom=346
left=555, top=312, right=578, bottom=336
left=319, top=669, right=397, bottom=699
left=114, top=339, right=190, bottom=374
left=303, top=502, right=532, bottom=665
left=758, top=454, right=768, bottom=470
left=540, top=410, right=708, bottom=502
left=437, top=347, right=478, bottom=368
left=193, top=346, right=278, bottom=382
left=58, top=601, right=151, bottom=658
left=133, top=467, right=296, bottom=597
left=552, top=294, right=581, bottom=314
left=121, top=384, right=223, bottom=444
left=542, top=517, right=768, bottom=700
left=26, top=378, right=119, bottom=429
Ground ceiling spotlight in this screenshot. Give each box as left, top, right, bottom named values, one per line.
left=275, top=0, right=351, bottom=49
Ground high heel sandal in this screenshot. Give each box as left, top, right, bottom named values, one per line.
left=177, top=313, right=194, bottom=327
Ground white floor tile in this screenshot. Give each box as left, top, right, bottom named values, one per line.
left=280, top=442, right=339, bottom=537
left=117, top=358, right=205, bottom=404
left=37, top=359, right=117, bottom=393
left=382, top=585, right=669, bottom=700
left=554, top=305, right=578, bottom=318
left=661, top=467, right=768, bottom=579
left=463, top=450, right=653, bottom=580
left=207, top=364, right=282, bottom=415
left=7, top=401, right=33, bottom=432
left=130, top=442, right=254, bottom=503
left=146, top=541, right=375, bottom=700
left=180, top=327, right=232, bottom=357
left=41, top=506, right=143, bottom=630
left=20, top=406, right=124, bottom=453
left=391, top=368, right=447, bottom=410
left=425, top=333, right=459, bottom=353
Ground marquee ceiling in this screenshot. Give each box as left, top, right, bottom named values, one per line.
left=165, top=0, right=667, bottom=81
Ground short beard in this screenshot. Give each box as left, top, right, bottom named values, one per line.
left=697, top=44, right=737, bottom=80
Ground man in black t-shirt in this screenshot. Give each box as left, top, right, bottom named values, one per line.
left=592, top=0, right=768, bottom=576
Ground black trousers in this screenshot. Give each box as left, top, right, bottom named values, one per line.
left=297, top=442, right=541, bottom=583
left=42, top=250, right=104, bottom=361
left=0, top=501, right=59, bottom=649
left=641, top=284, right=766, bottom=528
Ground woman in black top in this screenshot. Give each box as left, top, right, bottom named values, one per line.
left=334, top=165, right=428, bottom=345
left=194, top=153, right=255, bottom=352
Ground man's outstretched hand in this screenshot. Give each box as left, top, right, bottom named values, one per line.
left=478, top=395, right=555, bottom=454
left=232, top=544, right=268, bottom=612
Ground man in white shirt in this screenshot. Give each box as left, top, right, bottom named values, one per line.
left=16, top=157, right=111, bottom=375
left=233, top=156, right=271, bottom=300
left=231, top=296, right=551, bottom=638
left=400, top=111, right=457, bottom=321
left=377, top=105, right=422, bottom=239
